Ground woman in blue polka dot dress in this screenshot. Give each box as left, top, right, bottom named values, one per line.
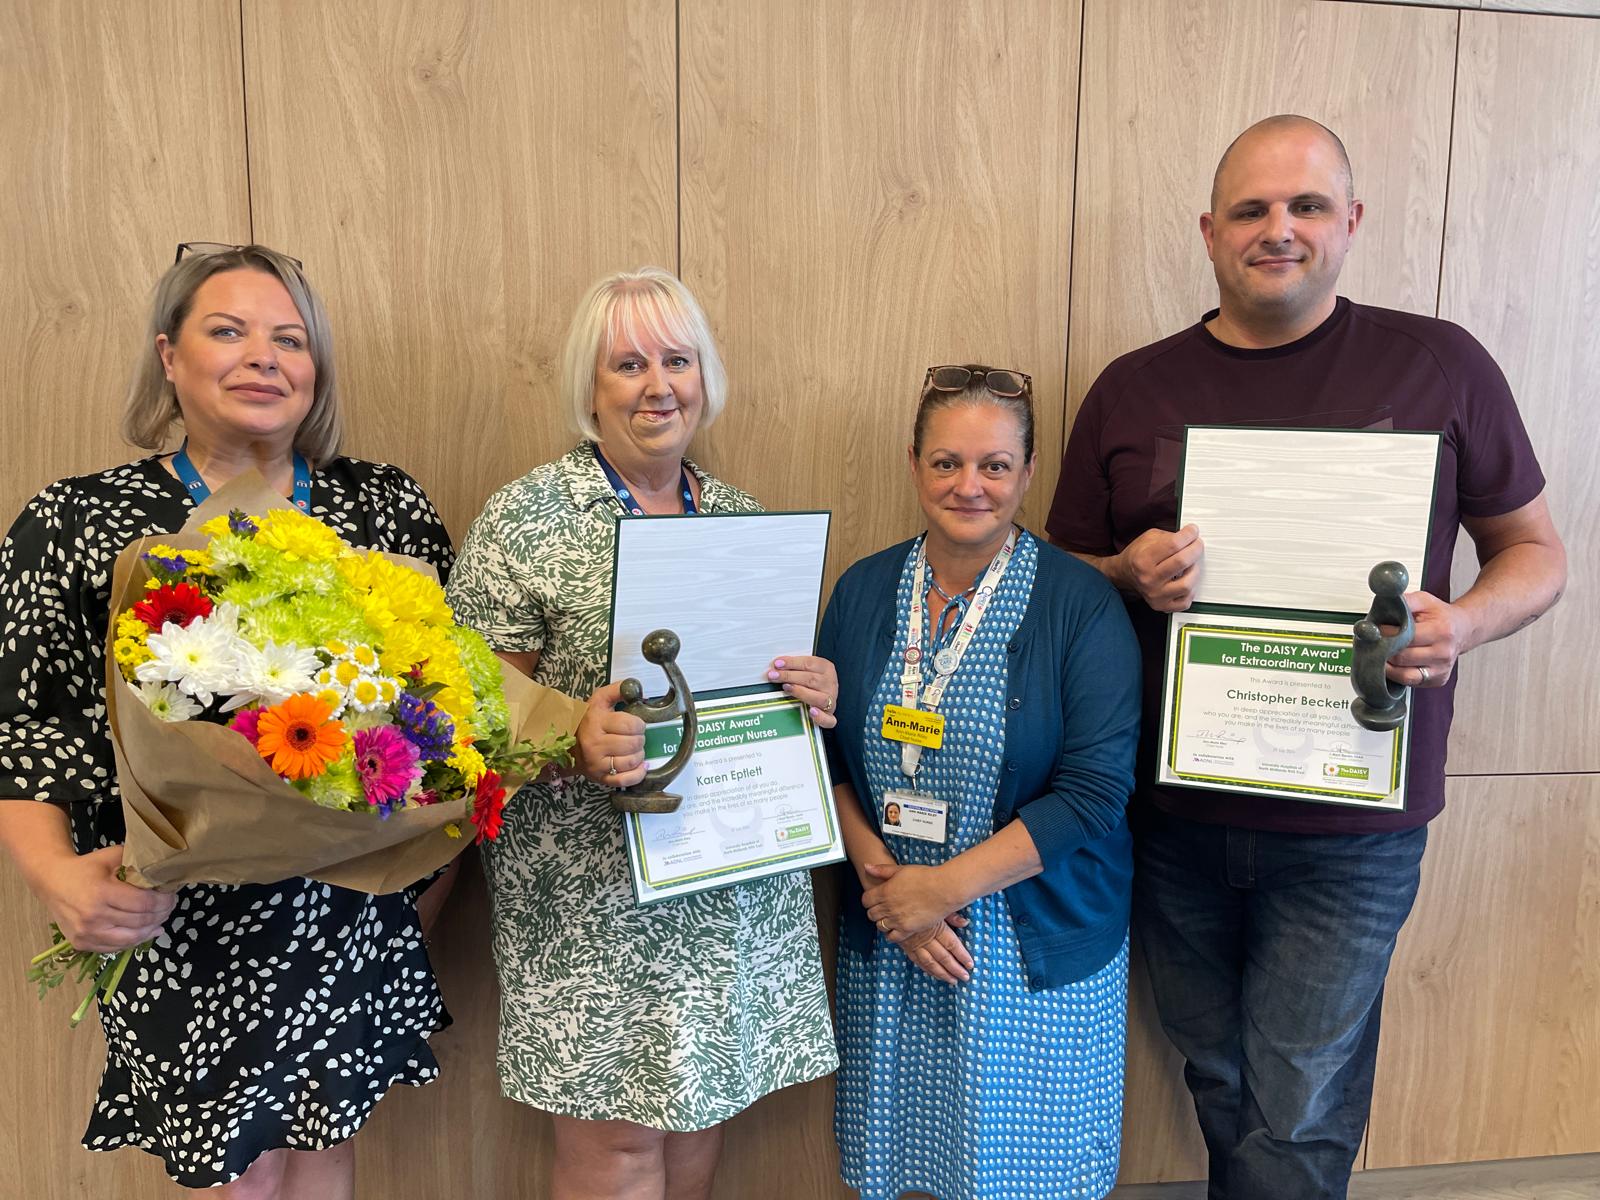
left=818, top=366, right=1143, bottom=1199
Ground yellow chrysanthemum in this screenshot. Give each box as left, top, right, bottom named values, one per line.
left=324, top=639, right=349, bottom=657
left=337, top=551, right=451, bottom=625
left=351, top=678, right=380, bottom=706
left=315, top=687, right=344, bottom=711
left=448, top=739, right=486, bottom=785
left=198, top=514, right=232, bottom=538
left=114, top=636, right=154, bottom=671
left=378, top=679, right=398, bottom=704
left=116, top=610, right=150, bottom=641
left=352, top=645, right=377, bottom=668
left=334, top=660, right=361, bottom=686
left=254, top=509, right=347, bottom=563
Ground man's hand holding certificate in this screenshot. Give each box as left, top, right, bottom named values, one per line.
left=1155, top=427, right=1441, bottom=811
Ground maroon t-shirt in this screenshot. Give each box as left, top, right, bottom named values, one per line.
left=1047, top=298, right=1546, bottom=833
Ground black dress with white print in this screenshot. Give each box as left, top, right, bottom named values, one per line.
left=0, top=455, right=454, bottom=1188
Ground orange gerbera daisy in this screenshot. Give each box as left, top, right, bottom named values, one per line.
left=255, top=694, right=347, bottom=780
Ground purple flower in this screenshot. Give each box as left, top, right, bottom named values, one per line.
left=397, top=693, right=455, bottom=761
left=227, top=509, right=259, bottom=537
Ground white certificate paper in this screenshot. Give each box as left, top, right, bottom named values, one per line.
left=1180, top=426, right=1440, bottom=614
left=1158, top=612, right=1407, bottom=810
left=623, top=692, right=844, bottom=904
left=608, top=511, right=831, bottom=693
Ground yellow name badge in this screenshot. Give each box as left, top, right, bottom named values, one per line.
left=881, top=704, right=944, bottom=749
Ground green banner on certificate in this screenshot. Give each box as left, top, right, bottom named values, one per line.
left=623, top=693, right=844, bottom=904
left=1157, top=613, right=1407, bottom=810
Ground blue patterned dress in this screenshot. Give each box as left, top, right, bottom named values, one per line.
left=834, top=533, right=1128, bottom=1200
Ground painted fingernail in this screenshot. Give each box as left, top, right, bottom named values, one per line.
left=767, top=670, right=781, bottom=681
left=773, top=659, right=787, bottom=669
left=782, top=683, right=794, bottom=692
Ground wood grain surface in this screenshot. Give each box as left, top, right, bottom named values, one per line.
left=1068, top=0, right=1455, bottom=421
left=242, top=0, right=679, bottom=543
left=1368, top=774, right=1600, bottom=1166
left=678, top=0, right=1083, bottom=591
left=1438, top=9, right=1600, bottom=775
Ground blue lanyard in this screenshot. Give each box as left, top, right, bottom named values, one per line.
left=172, top=440, right=313, bottom=513
left=593, top=444, right=698, bottom=516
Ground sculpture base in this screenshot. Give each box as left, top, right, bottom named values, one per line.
left=1350, top=697, right=1408, bottom=733
left=611, top=790, right=684, bottom=815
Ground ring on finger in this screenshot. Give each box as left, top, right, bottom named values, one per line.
left=1417, top=665, right=1430, bottom=684
left=607, top=755, right=617, bottom=776
left=823, top=695, right=835, bottom=713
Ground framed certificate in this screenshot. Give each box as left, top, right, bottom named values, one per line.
left=622, top=691, right=843, bottom=904
left=1157, top=610, right=1408, bottom=809
left=607, top=510, right=846, bottom=903
left=1160, top=426, right=1440, bottom=811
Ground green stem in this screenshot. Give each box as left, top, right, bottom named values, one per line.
left=100, top=947, right=136, bottom=1004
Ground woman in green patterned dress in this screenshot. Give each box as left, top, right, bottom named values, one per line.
left=446, top=267, right=840, bottom=1200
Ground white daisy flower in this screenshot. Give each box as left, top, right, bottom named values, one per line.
left=220, top=641, right=322, bottom=710
left=135, top=605, right=247, bottom=705
left=138, top=681, right=202, bottom=723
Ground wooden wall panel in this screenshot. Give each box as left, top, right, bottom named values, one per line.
left=1368, top=774, right=1600, bottom=1166
left=679, top=0, right=1082, bottom=588
left=1069, top=0, right=1455, bottom=418
left=0, top=3, right=248, bottom=1197
left=1118, top=952, right=1209, bottom=1184
left=1439, top=11, right=1600, bottom=774
left=243, top=0, right=678, bottom=542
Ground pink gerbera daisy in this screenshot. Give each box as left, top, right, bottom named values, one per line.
left=353, top=726, right=422, bottom=815
left=228, top=707, right=263, bottom=746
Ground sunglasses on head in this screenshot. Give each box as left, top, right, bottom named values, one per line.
left=922, top=364, right=1032, bottom=399
left=175, top=241, right=303, bottom=270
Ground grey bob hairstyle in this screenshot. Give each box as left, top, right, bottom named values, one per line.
left=122, top=244, right=341, bottom=466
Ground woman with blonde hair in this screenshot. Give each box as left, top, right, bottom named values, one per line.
left=448, top=267, right=839, bottom=1200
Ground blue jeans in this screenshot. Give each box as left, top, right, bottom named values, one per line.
left=1133, top=810, right=1427, bottom=1200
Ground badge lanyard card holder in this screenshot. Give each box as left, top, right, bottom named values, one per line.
left=1154, top=426, right=1441, bottom=812
left=879, top=529, right=1018, bottom=843
left=605, top=510, right=846, bottom=903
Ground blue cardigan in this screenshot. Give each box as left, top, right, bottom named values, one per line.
left=818, top=533, right=1142, bottom=990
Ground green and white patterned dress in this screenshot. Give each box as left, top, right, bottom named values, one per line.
left=446, top=442, right=837, bottom=1129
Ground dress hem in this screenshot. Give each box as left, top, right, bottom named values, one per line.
left=495, top=1059, right=838, bottom=1133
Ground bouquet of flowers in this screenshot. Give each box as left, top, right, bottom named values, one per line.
left=28, top=474, right=584, bottom=1024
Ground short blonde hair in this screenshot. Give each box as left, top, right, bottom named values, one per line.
left=122, top=244, right=342, bottom=466
left=559, top=267, right=728, bottom=441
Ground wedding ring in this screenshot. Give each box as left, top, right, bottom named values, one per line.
left=607, top=755, right=617, bottom=776
left=1418, top=666, right=1430, bottom=684
left=824, top=695, right=835, bottom=713
left=877, top=919, right=890, bottom=932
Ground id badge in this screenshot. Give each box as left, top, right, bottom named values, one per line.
left=881, top=788, right=948, bottom=844
left=882, top=703, right=944, bottom=749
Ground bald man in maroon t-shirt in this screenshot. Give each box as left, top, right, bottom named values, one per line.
left=1048, top=116, right=1566, bottom=1200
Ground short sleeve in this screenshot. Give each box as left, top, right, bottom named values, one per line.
left=0, top=487, right=116, bottom=808
left=1439, top=325, right=1547, bottom=519
left=1046, top=377, right=1118, bottom=556
left=447, top=488, right=549, bottom=655
left=359, top=463, right=457, bottom=580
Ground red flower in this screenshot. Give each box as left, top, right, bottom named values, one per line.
left=132, top=582, right=214, bottom=632
left=470, top=769, right=506, bottom=844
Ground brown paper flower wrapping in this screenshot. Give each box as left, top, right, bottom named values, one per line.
left=103, top=472, right=585, bottom=894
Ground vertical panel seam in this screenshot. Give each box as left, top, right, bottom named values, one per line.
left=238, top=0, right=255, bottom=242
left=675, top=0, right=682, bottom=276
left=1435, top=10, right=1463, bottom=320
left=1060, top=0, right=1089, bottom=471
